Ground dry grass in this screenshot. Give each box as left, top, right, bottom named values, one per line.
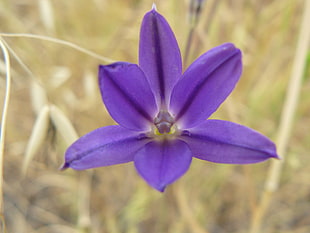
left=0, top=0, right=309, bottom=233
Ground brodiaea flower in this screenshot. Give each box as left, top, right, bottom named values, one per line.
left=62, top=7, right=279, bottom=192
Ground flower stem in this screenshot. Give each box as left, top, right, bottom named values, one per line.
left=0, top=37, right=11, bottom=233
left=249, top=1, right=310, bottom=232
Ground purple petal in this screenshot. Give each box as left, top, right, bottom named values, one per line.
left=63, top=125, right=150, bottom=170
left=134, top=140, right=192, bottom=192
left=180, top=119, right=279, bottom=164
left=169, top=43, right=242, bottom=129
left=139, top=9, right=182, bottom=107
left=99, top=62, right=158, bottom=131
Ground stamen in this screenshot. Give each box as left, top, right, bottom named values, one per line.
left=154, top=110, right=175, bottom=134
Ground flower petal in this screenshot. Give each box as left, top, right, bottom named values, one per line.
left=62, top=125, right=150, bottom=170
left=139, top=9, right=182, bottom=107
left=99, top=62, right=158, bottom=131
left=134, top=140, right=192, bottom=192
left=169, top=43, right=242, bottom=129
left=180, top=119, right=279, bottom=164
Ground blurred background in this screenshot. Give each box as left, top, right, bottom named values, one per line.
left=0, top=0, right=309, bottom=232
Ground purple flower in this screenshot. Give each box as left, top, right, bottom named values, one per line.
left=62, top=8, right=279, bottom=192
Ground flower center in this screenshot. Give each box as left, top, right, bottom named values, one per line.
left=153, top=110, right=175, bottom=134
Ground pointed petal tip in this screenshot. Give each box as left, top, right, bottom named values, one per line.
left=99, top=62, right=130, bottom=73
left=149, top=182, right=167, bottom=192
left=140, top=4, right=182, bottom=106
left=272, top=153, right=281, bottom=160
left=59, top=162, right=70, bottom=171
left=255, top=151, right=281, bottom=163
left=152, top=3, right=157, bottom=11
left=266, top=142, right=281, bottom=161
left=156, top=185, right=166, bottom=192
left=221, top=42, right=237, bottom=49
left=181, top=120, right=280, bottom=165
left=255, top=152, right=281, bottom=164
left=220, top=43, right=242, bottom=57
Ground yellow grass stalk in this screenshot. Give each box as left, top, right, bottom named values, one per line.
left=175, top=183, right=210, bottom=233
left=83, top=71, right=97, bottom=106
left=38, top=0, right=55, bottom=33
left=22, top=105, right=50, bottom=175
left=30, top=81, right=49, bottom=115
left=49, top=105, right=78, bottom=147
left=0, top=33, right=115, bottom=64
left=77, top=171, right=92, bottom=233
left=0, top=38, right=38, bottom=82
left=250, top=0, right=310, bottom=232
left=0, top=37, right=11, bottom=232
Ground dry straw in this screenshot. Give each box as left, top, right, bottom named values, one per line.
left=0, top=37, right=11, bottom=232
left=0, top=38, right=37, bottom=82
left=250, top=0, right=310, bottom=232
left=0, top=28, right=109, bottom=233
left=49, top=104, right=78, bottom=147
left=77, top=171, right=92, bottom=232
left=22, top=105, right=50, bottom=175
left=0, top=33, right=115, bottom=64
left=39, top=0, right=56, bottom=33
left=23, top=78, right=49, bottom=174
left=30, top=81, right=49, bottom=115
left=175, top=183, right=210, bottom=233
